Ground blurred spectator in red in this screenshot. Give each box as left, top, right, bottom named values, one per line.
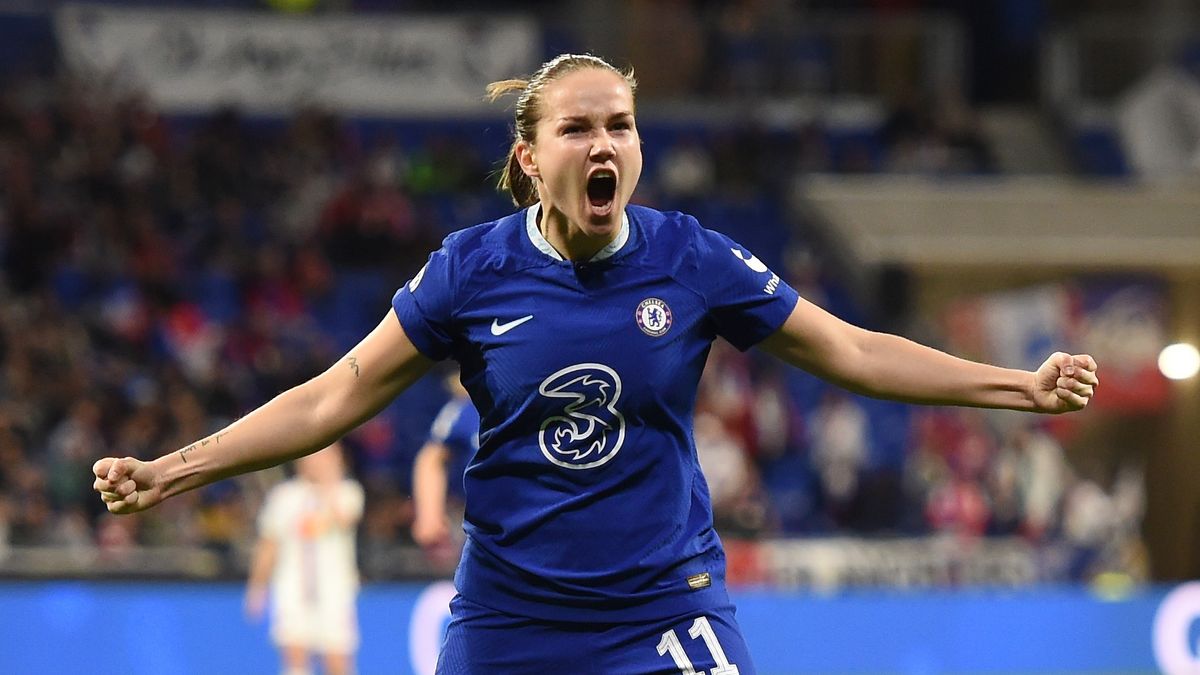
left=809, top=391, right=870, bottom=526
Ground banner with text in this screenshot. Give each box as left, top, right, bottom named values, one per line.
left=55, top=5, right=539, bottom=114
left=725, top=537, right=1073, bottom=590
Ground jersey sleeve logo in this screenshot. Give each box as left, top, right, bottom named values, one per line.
left=730, top=247, right=769, bottom=273
left=407, top=262, right=428, bottom=292
left=730, top=246, right=781, bottom=294
left=537, top=363, right=625, bottom=470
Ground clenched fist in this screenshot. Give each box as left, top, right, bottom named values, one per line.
left=92, top=456, right=164, bottom=514
left=1032, top=352, right=1099, bottom=414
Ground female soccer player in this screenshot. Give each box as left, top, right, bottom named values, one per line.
left=94, top=54, right=1098, bottom=673
left=410, top=372, right=477, bottom=560
left=245, top=442, right=363, bottom=675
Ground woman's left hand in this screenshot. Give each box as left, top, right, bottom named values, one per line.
left=1032, top=352, right=1099, bottom=413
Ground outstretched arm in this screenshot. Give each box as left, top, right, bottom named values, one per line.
left=93, top=309, right=434, bottom=513
left=411, top=441, right=452, bottom=550
left=759, top=298, right=1098, bottom=413
left=244, top=536, right=278, bottom=620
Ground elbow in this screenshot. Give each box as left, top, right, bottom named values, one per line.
left=295, top=378, right=355, bottom=449
left=818, top=328, right=882, bottom=397
left=769, top=307, right=875, bottom=394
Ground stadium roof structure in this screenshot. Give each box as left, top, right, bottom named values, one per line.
left=800, top=175, right=1200, bottom=270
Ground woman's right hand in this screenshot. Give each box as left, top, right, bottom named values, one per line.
left=92, top=456, right=164, bottom=514
left=244, top=584, right=268, bottom=620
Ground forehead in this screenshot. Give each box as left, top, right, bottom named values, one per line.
left=540, top=68, right=633, bottom=119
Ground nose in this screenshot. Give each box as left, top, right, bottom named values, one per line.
left=589, top=130, right=615, bottom=162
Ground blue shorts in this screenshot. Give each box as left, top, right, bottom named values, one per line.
left=436, top=595, right=755, bottom=674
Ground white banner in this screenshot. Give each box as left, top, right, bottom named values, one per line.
left=55, top=5, right=539, bottom=114
left=758, top=536, right=1051, bottom=590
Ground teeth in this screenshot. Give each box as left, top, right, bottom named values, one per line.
left=591, top=170, right=615, bottom=179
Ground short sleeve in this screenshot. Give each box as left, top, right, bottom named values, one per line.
left=392, top=244, right=457, bottom=361
left=340, top=481, right=365, bottom=524
left=443, top=401, right=480, bottom=460
left=428, top=399, right=464, bottom=444
left=692, top=226, right=800, bottom=351
left=257, top=486, right=285, bottom=539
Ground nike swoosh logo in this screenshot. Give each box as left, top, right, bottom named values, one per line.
left=490, top=315, right=534, bottom=336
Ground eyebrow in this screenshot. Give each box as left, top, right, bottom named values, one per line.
left=556, top=112, right=635, bottom=123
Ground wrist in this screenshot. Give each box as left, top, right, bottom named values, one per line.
left=152, top=451, right=190, bottom=501
left=1025, top=369, right=1043, bottom=411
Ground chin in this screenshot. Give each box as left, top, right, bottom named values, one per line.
left=581, top=219, right=616, bottom=239
left=586, top=212, right=617, bottom=227
left=584, top=205, right=621, bottom=230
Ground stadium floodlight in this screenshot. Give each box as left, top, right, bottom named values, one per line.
left=1158, top=342, right=1200, bottom=381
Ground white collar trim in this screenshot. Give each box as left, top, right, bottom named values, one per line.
left=525, top=204, right=630, bottom=262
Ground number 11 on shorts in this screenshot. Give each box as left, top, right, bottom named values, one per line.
left=656, top=616, right=740, bottom=675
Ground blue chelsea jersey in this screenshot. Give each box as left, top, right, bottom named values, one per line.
left=393, top=204, right=800, bottom=622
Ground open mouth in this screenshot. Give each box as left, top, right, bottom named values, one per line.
left=586, top=170, right=617, bottom=212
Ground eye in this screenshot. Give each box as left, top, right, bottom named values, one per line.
left=562, top=124, right=585, bottom=135
left=610, top=121, right=631, bottom=132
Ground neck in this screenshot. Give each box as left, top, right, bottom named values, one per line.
left=539, top=206, right=617, bottom=261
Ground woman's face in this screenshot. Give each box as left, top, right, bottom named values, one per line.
left=519, top=68, right=642, bottom=239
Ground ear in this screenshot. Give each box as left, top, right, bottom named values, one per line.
left=515, top=139, right=539, bottom=179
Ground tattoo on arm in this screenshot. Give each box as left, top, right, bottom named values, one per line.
left=180, top=430, right=231, bottom=462
left=347, top=357, right=360, bottom=378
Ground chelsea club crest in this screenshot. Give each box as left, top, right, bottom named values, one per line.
left=635, top=298, right=672, bottom=337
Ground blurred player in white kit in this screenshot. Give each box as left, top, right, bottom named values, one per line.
left=245, top=442, right=364, bottom=675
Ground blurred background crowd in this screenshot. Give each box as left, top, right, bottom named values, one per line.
left=2, top=0, right=1196, bottom=588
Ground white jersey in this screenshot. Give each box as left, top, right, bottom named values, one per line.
left=258, top=477, right=364, bottom=651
